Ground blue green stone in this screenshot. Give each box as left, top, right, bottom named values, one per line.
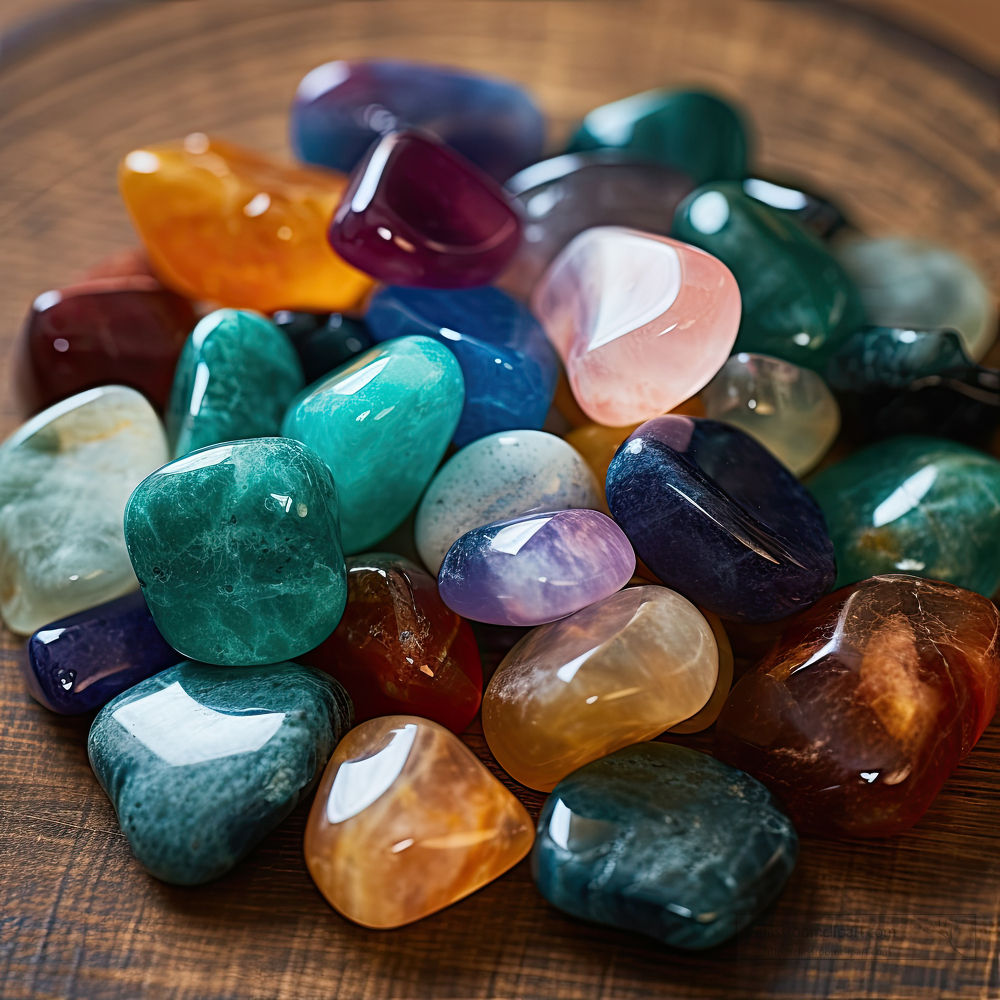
left=124, top=437, right=346, bottom=665
left=808, top=435, right=1000, bottom=596
left=167, top=309, right=304, bottom=458
left=281, top=335, right=464, bottom=553
left=88, top=660, right=352, bottom=885
left=532, top=742, right=798, bottom=950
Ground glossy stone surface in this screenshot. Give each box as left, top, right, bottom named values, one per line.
left=716, top=574, right=1000, bottom=837
left=668, top=608, right=735, bottom=734
left=302, top=554, right=482, bottom=733
left=533, top=742, right=799, bottom=948
left=532, top=226, right=741, bottom=425
left=124, top=437, right=347, bottom=665
left=119, top=135, right=373, bottom=313
left=700, top=353, right=840, bottom=476
left=89, top=660, right=352, bottom=884
left=291, top=59, right=544, bottom=182
left=438, top=509, right=635, bottom=627
left=415, top=430, right=602, bottom=574
left=272, top=310, right=373, bottom=384
left=742, top=176, right=848, bottom=240
left=15, top=276, right=195, bottom=416
left=807, top=436, right=1000, bottom=596
left=482, top=586, right=718, bottom=791
left=565, top=89, right=749, bottom=186
left=606, top=416, right=836, bottom=623
left=305, top=715, right=533, bottom=927
left=366, top=285, right=558, bottom=446
left=672, top=183, right=865, bottom=371
left=282, top=337, right=464, bottom=553
left=328, top=130, right=522, bottom=288
left=0, top=387, right=169, bottom=635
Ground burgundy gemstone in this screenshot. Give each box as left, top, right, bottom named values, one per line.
left=328, top=130, right=522, bottom=288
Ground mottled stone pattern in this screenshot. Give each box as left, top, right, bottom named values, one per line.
left=89, top=661, right=352, bottom=885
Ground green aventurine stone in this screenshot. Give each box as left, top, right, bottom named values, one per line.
left=124, top=437, right=346, bottom=665
left=808, top=436, right=1000, bottom=596
left=672, top=183, right=866, bottom=371
left=89, top=660, right=352, bottom=885
left=281, top=335, right=464, bottom=554
left=167, top=309, right=304, bottom=458
left=564, top=89, right=749, bottom=186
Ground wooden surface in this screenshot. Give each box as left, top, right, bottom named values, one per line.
left=2, top=2, right=1000, bottom=998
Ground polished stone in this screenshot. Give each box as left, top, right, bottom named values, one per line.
left=305, top=715, right=533, bottom=927
left=482, top=586, right=718, bottom=791
left=124, top=437, right=347, bottom=665
left=667, top=607, right=734, bottom=734
left=282, top=336, right=464, bottom=553
left=716, top=574, right=1000, bottom=837
left=89, top=660, right=352, bottom=884
left=272, top=310, right=373, bottom=384
left=533, top=742, right=799, bottom=948
left=742, top=176, right=848, bottom=240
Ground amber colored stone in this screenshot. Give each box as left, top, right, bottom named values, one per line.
left=668, top=607, right=734, bottom=734
left=715, top=574, right=1000, bottom=837
left=304, top=715, right=534, bottom=928
left=119, top=135, right=373, bottom=313
left=301, top=554, right=482, bottom=734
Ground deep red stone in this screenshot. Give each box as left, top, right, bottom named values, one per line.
left=328, top=129, right=522, bottom=288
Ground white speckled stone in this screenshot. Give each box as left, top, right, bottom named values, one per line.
left=415, top=430, right=602, bottom=574
left=0, top=386, right=169, bottom=634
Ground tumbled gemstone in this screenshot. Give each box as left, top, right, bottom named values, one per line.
left=606, top=416, right=835, bottom=622
left=119, top=135, right=373, bottom=312
left=667, top=607, right=735, bottom=734
left=482, top=586, right=718, bottom=791
left=532, top=226, right=740, bottom=425
left=700, top=353, right=840, bottom=476
left=272, top=309, right=373, bottom=383
left=533, top=742, right=798, bottom=948
left=672, top=183, right=865, bottom=370
left=0, top=387, right=168, bottom=635
left=301, top=553, right=482, bottom=733
left=564, top=89, right=749, bottom=186
left=124, top=437, right=347, bottom=665
left=167, top=309, right=304, bottom=458
left=290, top=59, right=544, bottom=182
left=438, top=509, right=635, bottom=627
left=807, top=436, right=1000, bottom=596
left=415, top=429, right=602, bottom=574
left=742, top=176, right=848, bottom=239
left=282, top=337, right=464, bottom=553
left=305, top=715, right=534, bottom=927
left=89, top=660, right=352, bottom=884
left=14, top=276, right=195, bottom=416
left=327, top=130, right=522, bottom=288
left=366, top=286, right=557, bottom=446
left=716, top=574, right=1000, bottom=837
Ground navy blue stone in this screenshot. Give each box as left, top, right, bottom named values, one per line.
left=366, top=286, right=558, bottom=447
left=532, top=742, right=799, bottom=950
left=272, top=310, right=373, bottom=383
left=605, top=416, right=836, bottom=622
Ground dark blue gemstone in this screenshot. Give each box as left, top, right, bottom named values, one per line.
left=272, top=310, right=373, bottom=384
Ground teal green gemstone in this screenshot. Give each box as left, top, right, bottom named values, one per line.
left=88, top=660, right=352, bottom=885
left=167, top=309, right=304, bottom=458
left=672, top=183, right=866, bottom=370
left=807, top=435, right=1000, bottom=596
left=281, top=335, right=464, bottom=553
left=564, top=89, right=749, bottom=186
left=124, top=437, right=346, bottom=665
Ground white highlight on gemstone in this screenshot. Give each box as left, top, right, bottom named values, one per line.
left=327, top=724, right=417, bottom=823
left=490, top=516, right=553, bottom=556
left=33, top=290, right=62, bottom=312
left=296, top=60, right=350, bottom=102
left=895, top=558, right=926, bottom=571
left=162, top=444, right=234, bottom=476
left=125, top=150, right=160, bottom=174
left=743, top=178, right=809, bottom=210
left=188, top=361, right=211, bottom=416
left=548, top=799, right=572, bottom=849
left=243, top=192, right=271, bottom=217
left=872, top=465, right=938, bottom=527
left=53, top=338, right=70, bottom=353
left=688, top=191, right=730, bottom=235
left=439, top=328, right=462, bottom=341
left=898, top=329, right=918, bottom=344
left=36, top=628, right=66, bottom=644
left=793, top=332, right=812, bottom=346
left=332, top=356, right=391, bottom=395
left=191, top=311, right=226, bottom=350
left=351, top=134, right=398, bottom=213
left=184, top=132, right=210, bottom=154
left=556, top=645, right=602, bottom=684
left=582, top=88, right=666, bottom=145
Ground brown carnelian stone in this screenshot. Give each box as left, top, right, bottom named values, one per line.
left=301, top=553, right=483, bottom=733
left=716, top=574, right=1000, bottom=837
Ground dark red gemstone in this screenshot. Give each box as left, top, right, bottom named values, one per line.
left=328, top=129, right=522, bottom=288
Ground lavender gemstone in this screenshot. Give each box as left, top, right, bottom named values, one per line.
left=437, top=509, right=635, bottom=626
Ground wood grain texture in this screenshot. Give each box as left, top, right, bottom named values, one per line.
left=1, top=2, right=999, bottom=998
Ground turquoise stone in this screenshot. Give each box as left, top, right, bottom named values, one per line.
left=124, top=437, right=347, bottom=665
left=672, top=183, right=866, bottom=371
left=281, top=336, right=464, bottom=553
left=532, top=743, right=799, bottom=950
left=167, top=309, right=304, bottom=458
left=88, top=660, right=352, bottom=885
left=808, top=436, right=1000, bottom=596
left=565, top=89, right=749, bottom=186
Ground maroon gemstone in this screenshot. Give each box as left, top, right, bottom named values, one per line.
left=328, top=129, right=522, bottom=288
left=15, top=275, right=196, bottom=415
